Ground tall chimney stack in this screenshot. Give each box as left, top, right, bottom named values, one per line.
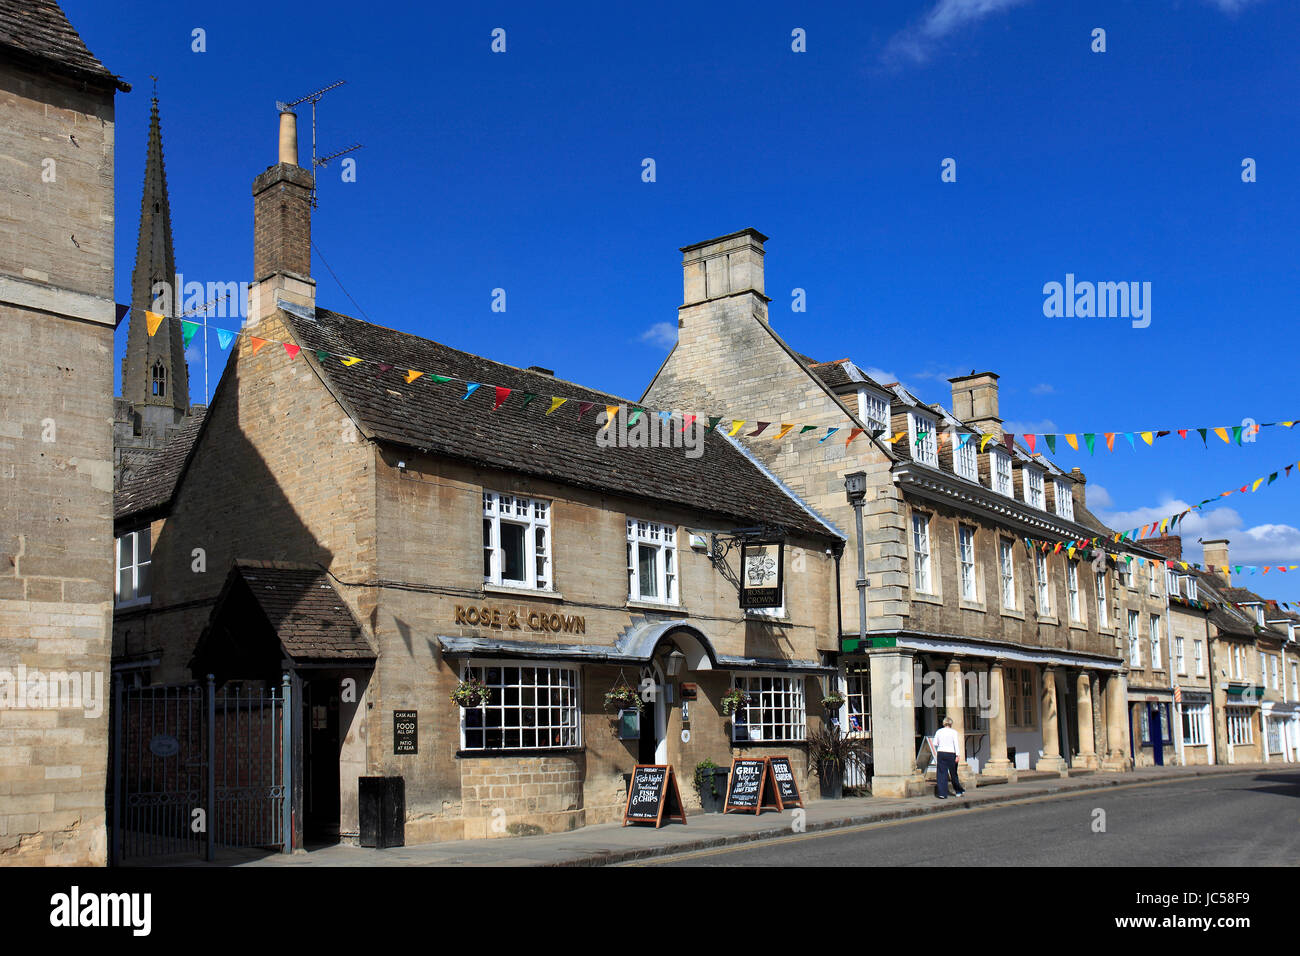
left=252, top=110, right=314, bottom=282
left=949, top=372, right=1002, bottom=438
left=1203, top=539, right=1231, bottom=585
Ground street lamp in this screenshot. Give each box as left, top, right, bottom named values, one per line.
left=844, top=472, right=868, bottom=653
left=665, top=647, right=686, bottom=678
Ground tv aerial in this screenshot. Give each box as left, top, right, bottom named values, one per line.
left=277, top=80, right=364, bottom=206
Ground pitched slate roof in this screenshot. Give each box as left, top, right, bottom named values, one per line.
left=115, top=407, right=208, bottom=522
left=0, top=0, right=129, bottom=91
left=233, top=563, right=374, bottom=661
left=282, top=308, right=839, bottom=541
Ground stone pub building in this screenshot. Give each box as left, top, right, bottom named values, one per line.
left=113, top=115, right=844, bottom=845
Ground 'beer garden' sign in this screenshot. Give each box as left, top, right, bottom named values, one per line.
left=739, top=541, right=784, bottom=609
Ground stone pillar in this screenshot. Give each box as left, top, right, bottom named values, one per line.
left=1101, top=672, right=1132, bottom=771
left=1130, top=703, right=1146, bottom=767
left=1074, top=670, right=1099, bottom=769
left=982, top=659, right=1016, bottom=780
left=944, top=658, right=977, bottom=789
left=868, top=648, right=926, bottom=797
left=1037, top=665, right=1068, bottom=773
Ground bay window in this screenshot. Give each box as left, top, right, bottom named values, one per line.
left=459, top=662, right=581, bottom=751
left=730, top=674, right=806, bottom=743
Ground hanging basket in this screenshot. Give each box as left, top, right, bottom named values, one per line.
left=604, top=684, right=642, bottom=712
left=721, top=689, right=749, bottom=716
left=450, top=678, right=491, bottom=709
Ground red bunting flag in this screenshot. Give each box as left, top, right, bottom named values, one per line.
left=749, top=422, right=770, bottom=437
left=577, top=401, right=595, bottom=420
left=680, top=414, right=697, bottom=432
left=1003, top=433, right=1015, bottom=450
left=493, top=387, right=511, bottom=410
left=1025, top=434, right=1036, bottom=453
left=283, top=343, right=300, bottom=360
left=845, top=427, right=865, bottom=447
left=377, top=363, right=393, bottom=373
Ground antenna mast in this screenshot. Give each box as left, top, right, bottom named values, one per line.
left=276, top=80, right=363, bottom=206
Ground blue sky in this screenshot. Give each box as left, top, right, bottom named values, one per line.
left=67, top=0, right=1300, bottom=600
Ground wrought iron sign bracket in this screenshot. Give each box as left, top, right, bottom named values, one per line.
left=709, top=525, right=786, bottom=594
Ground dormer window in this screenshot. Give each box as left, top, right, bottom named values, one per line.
left=991, top=449, right=1013, bottom=497
left=1053, top=479, right=1074, bottom=520
left=1024, top=466, right=1045, bottom=510
left=909, top=411, right=938, bottom=467
left=857, top=389, right=890, bottom=438
left=1186, top=577, right=1197, bottom=601
left=954, top=437, right=978, bottom=482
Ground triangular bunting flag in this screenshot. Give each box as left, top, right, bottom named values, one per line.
left=1104, top=432, right=1116, bottom=451
left=1214, top=427, right=1230, bottom=444
left=1025, top=434, right=1036, bottom=453
left=728, top=421, right=745, bottom=437
left=1084, top=433, right=1096, bottom=455
left=182, top=321, right=199, bottom=347
left=799, top=425, right=817, bottom=434
left=546, top=397, right=567, bottom=415
left=494, top=387, right=512, bottom=410
left=576, top=401, right=595, bottom=420
left=249, top=337, right=268, bottom=354
left=706, top=416, right=722, bottom=433
left=1141, top=432, right=1154, bottom=445
left=283, top=343, right=301, bottom=360
left=1066, top=434, right=1078, bottom=451
left=461, top=383, right=481, bottom=399
left=217, top=329, right=235, bottom=350
left=846, top=428, right=865, bottom=447
left=749, top=422, right=770, bottom=437
left=774, top=424, right=796, bottom=440
left=341, top=356, right=362, bottom=366
left=819, top=428, right=838, bottom=444
left=681, top=415, right=698, bottom=432
left=520, top=393, right=538, bottom=410
left=601, top=404, right=619, bottom=427
left=145, top=311, right=165, bottom=336
left=377, top=363, right=393, bottom=373
left=405, top=370, right=423, bottom=384
left=627, top=408, right=644, bottom=427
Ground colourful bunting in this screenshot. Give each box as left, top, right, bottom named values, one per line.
left=283, top=343, right=300, bottom=360
left=846, top=428, right=865, bottom=447
left=405, top=370, right=423, bottom=384
left=461, top=383, right=481, bottom=399
left=181, top=321, right=198, bottom=347
left=819, top=428, right=839, bottom=444
left=494, top=387, right=513, bottom=411
left=145, top=311, right=165, bottom=336
left=217, top=329, right=235, bottom=350
left=546, top=397, right=567, bottom=415
left=249, top=337, right=268, bottom=355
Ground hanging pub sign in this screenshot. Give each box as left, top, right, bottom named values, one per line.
left=739, top=540, right=784, bottom=609
left=623, top=764, right=687, bottom=828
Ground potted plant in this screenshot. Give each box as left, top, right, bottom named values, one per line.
left=604, top=683, right=642, bottom=712
left=693, top=759, right=730, bottom=813
left=449, top=677, right=491, bottom=708
left=820, top=692, right=846, bottom=711
left=721, top=687, right=749, bottom=716
left=806, top=724, right=872, bottom=799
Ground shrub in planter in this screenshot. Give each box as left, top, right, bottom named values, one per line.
left=693, top=759, right=729, bottom=813
left=450, top=678, right=491, bottom=708
left=806, top=724, right=872, bottom=800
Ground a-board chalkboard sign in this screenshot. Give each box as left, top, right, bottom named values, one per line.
left=766, top=755, right=803, bottom=809
left=723, top=757, right=782, bottom=814
left=622, top=764, right=687, bottom=828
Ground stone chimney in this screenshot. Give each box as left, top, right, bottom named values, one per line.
left=1143, top=535, right=1183, bottom=562
left=252, top=111, right=314, bottom=283
left=679, top=228, right=770, bottom=328
left=249, top=110, right=315, bottom=324
left=1069, top=467, right=1087, bottom=507
left=949, top=372, right=1002, bottom=438
left=1203, top=539, right=1231, bottom=585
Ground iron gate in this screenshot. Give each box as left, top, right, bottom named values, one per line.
left=110, top=674, right=292, bottom=863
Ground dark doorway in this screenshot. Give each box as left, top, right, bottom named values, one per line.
left=303, top=678, right=341, bottom=841
left=1148, top=703, right=1165, bottom=766
left=1060, top=674, right=1077, bottom=766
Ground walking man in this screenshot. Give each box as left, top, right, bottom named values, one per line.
left=935, top=716, right=965, bottom=799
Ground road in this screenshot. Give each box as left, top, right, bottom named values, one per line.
left=641, top=768, right=1300, bottom=866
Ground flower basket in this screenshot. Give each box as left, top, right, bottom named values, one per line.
left=821, top=693, right=846, bottom=710
left=604, top=684, right=642, bottom=713
left=721, top=688, right=750, bottom=717
left=450, top=678, right=491, bottom=709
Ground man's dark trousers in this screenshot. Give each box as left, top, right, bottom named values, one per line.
left=937, top=752, right=962, bottom=797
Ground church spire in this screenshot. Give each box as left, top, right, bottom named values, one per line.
left=121, top=92, right=189, bottom=416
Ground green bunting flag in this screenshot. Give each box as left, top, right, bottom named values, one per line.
left=706, top=416, right=722, bottom=433
left=627, top=408, right=644, bottom=427
left=799, top=425, right=818, bottom=434
left=1045, top=434, right=1056, bottom=454
left=1084, top=433, right=1096, bottom=455
left=181, top=320, right=198, bottom=347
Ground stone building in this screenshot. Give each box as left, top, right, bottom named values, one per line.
left=0, top=0, right=128, bottom=865
left=112, top=116, right=844, bottom=845
left=113, top=94, right=197, bottom=490
left=641, top=229, right=1139, bottom=795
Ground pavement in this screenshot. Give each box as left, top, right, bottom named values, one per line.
left=150, top=761, right=1292, bottom=868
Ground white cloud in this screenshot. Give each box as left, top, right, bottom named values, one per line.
left=638, top=322, right=677, bottom=350
left=1099, top=498, right=1242, bottom=540
left=863, top=366, right=900, bottom=386
left=1203, top=0, right=1262, bottom=13
left=1001, top=419, right=1058, bottom=436
left=1085, top=483, right=1114, bottom=510
left=884, top=0, right=1033, bottom=64
left=1216, top=524, right=1300, bottom=566
left=1030, top=383, right=1054, bottom=396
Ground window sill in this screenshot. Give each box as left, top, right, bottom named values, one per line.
left=912, top=591, right=944, bottom=607
left=456, top=746, right=584, bottom=759
left=626, top=600, right=688, bottom=614
left=958, top=600, right=985, bottom=613
left=1037, top=615, right=1060, bottom=626
left=1000, top=608, right=1025, bottom=621
left=483, top=584, right=565, bottom=602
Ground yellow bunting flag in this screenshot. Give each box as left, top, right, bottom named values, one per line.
left=546, top=397, right=566, bottom=415
left=250, top=337, right=269, bottom=355
left=774, top=423, right=796, bottom=441
left=145, top=311, right=165, bottom=336
left=1251, top=477, right=1264, bottom=492
left=405, top=370, right=423, bottom=384
left=1066, top=434, right=1078, bottom=450
left=1214, top=427, right=1229, bottom=444
left=602, top=405, right=620, bottom=429
left=341, top=356, right=362, bottom=366
left=728, top=421, right=745, bottom=437
left=1141, top=432, right=1154, bottom=445
left=979, top=434, right=994, bottom=452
